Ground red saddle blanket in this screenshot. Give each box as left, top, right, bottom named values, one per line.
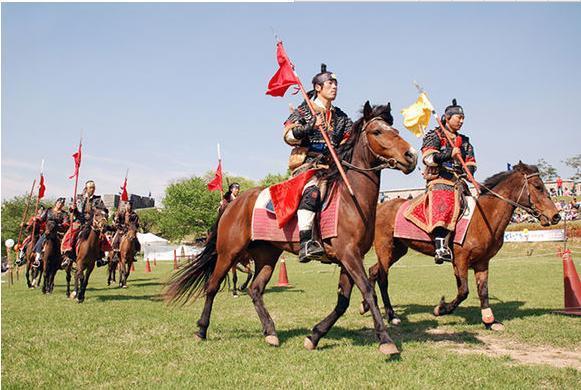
left=394, top=197, right=476, bottom=245
left=61, top=225, right=112, bottom=255
left=251, top=185, right=340, bottom=242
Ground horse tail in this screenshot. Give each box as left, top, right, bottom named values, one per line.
left=164, top=217, right=222, bottom=305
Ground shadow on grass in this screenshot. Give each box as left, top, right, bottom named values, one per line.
left=392, top=300, right=553, bottom=325
left=266, top=286, right=306, bottom=293
left=92, top=294, right=163, bottom=302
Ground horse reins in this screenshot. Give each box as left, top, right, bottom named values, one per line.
left=341, top=117, right=399, bottom=172
left=478, top=172, right=542, bottom=219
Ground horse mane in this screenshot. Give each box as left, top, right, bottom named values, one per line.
left=480, top=163, right=539, bottom=194
left=323, top=103, right=394, bottom=185
left=78, top=223, right=92, bottom=241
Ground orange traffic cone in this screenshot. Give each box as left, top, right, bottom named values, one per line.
left=145, top=258, right=152, bottom=273
left=131, top=262, right=135, bottom=272
left=276, top=258, right=291, bottom=287
left=555, top=249, right=581, bottom=316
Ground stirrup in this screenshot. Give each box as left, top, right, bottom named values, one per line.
left=299, top=240, right=325, bottom=263
left=434, top=248, right=453, bottom=264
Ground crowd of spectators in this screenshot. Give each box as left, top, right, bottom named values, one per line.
left=510, top=197, right=580, bottom=224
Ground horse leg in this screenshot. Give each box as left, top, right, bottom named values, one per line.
left=195, top=253, right=240, bottom=341
left=305, top=267, right=353, bottom=350
left=247, top=246, right=282, bottom=346
left=474, top=261, right=504, bottom=331
left=79, top=263, right=95, bottom=303
left=377, top=243, right=407, bottom=324
left=107, top=262, right=112, bottom=285
left=240, top=266, right=252, bottom=291
left=434, top=259, right=469, bottom=316
left=360, top=263, right=380, bottom=315
left=340, top=253, right=398, bottom=355
left=232, top=266, right=238, bottom=297
left=75, top=265, right=85, bottom=302
left=124, top=261, right=131, bottom=287
left=66, top=265, right=72, bottom=297
left=26, top=262, right=32, bottom=288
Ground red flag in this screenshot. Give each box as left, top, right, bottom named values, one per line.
left=266, top=41, right=300, bottom=97
left=269, top=169, right=317, bottom=228
left=38, top=174, right=46, bottom=199
left=207, top=161, right=223, bottom=192
left=69, top=143, right=82, bottom=179
left=120, top=177, right=129, bottom=201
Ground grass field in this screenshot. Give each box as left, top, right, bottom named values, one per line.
left=2, top=241, right=581, bottom=388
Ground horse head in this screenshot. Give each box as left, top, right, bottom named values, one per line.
left=358, top=101, right=417, bottom=174
left=91, top=209, right=109, bottom=232
left=512, top=161, right=561, bottom=226
left=44, top=220, right=58, bottom=239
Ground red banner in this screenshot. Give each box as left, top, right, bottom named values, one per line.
left=266, top=41, right=300, bottom=97
left=120, top=177, right=129, bottom=201
left=207, top=161, right=223, bottom=192
left=38, top=174, right=46, bottom=199
left=69, top=143, right=82, bottom=179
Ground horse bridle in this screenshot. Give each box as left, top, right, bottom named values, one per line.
left=481, top=172, right=542, bottom=219
left=341, top=117, right=400, bottom=172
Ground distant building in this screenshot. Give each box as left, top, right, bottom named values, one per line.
left=102, top=194, right=155, bottom=210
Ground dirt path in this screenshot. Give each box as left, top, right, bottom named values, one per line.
left=427, top=329, right=581, bottom=370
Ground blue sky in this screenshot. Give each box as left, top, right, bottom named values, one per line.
left=2, top=3, right=580, bottom=202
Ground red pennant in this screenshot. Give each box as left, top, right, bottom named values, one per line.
left=266, top=41, right=300, bottom=97
left=38, top=174, right=46, bottom=199
left=207, top=161, right=223, bottom=192
left=120, top=177, right=129, bottom=202
left=69, top=143, right=82, bottom=179
left=269, top=169, right=317, bottom=228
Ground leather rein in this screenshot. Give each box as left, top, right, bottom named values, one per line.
left=479, top=172, right=542, bottom=219
left=341, top=117, right=400, bottom=172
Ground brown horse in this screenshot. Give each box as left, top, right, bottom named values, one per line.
left=361, top=162, right=561, bottom=329
left=118, top=224, right=139, bottom=288
left=165, top=102, right=417, bottom=355
left=72, top=210, right=109, bottom=303
left=24, top=231, right=41, bottom=289
left=41, top=221, right=63, bottom=294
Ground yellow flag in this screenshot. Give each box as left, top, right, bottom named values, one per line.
left=401, top=92, right=434, bottom=137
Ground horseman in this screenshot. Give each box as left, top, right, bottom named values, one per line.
left=420, top=99, right=476, bottom=264
left=15, top=205, right=46, bottom=266
left=283, top=64, right=353, bottom=263
left=31, top=198, right=69, bottom=267
left=219, top=183, right=240, bottom=213
left=61, top=180, right=110, bottom=267
left=111, top=199, right=141, bottom=254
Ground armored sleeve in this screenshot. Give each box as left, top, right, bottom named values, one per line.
left=421, top=130, right=442, bottom=167
left=283, top=103, right=315, bottom=146
left=334, top=108, right=353, bottom=145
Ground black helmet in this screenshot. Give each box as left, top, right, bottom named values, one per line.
left=444, top=98, right=464, bottom=117
left=312, top=63, right=337, bottom=87
left=229, top=183, right=240, bottom=192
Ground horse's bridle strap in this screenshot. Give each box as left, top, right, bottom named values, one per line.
left=480, top=172, right=541, bottom=218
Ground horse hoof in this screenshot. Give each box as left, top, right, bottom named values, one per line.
left=489, top=322, right=505, bottom=332
left=122, top=285, right=128, bottom=289
left=379, top=343, right=400, bottom=355
left=304, top=337, right=316, bottom=351
left=265, top=335, right=279, bottom=347
left=433, top=306, right=441, bottom=316
left=194, top=333, right=205, bottom=342
left=391, top=318, right=402, bottom=326
left=233, top=294, right=239, bottom=298
left=70, top=291, right=77, bottom=299
left=359, top=303, right=368, bottom=315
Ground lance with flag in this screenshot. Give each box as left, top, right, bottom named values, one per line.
left=120, top=169, right=129, bottom=202
left=31, top=159, right=45, bottom=239
left=403, top=83, right=480, bottom=192
left=207, top=143, right=224, bottom=197
left=69, top=136, right=83, bottom=205
left=266, top=40, right=354, bottom=196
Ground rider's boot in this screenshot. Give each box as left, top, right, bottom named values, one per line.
left=33, top=252, right=42, bottom=268
left=96, top=251, right=108, bottom=267
left=298, top=230, right=325, bottom=263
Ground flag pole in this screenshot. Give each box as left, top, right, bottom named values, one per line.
left=70, top=133, right=83, bottom=221
left=217, top=143, right=224, bottom=199
left=31, top=159, right=44, bottom=239
left=413, top=83, right=480, bottom=192
left=17, top=178, right=37, bottom=247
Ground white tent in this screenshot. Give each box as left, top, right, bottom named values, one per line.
left=137, top=233, right=168, bottom=246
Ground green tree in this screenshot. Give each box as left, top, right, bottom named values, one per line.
left=260, top=170, right=291, bottom=187
left=136, top=208, right=162, bottom=234
left=563, top=154, right=581, bottom=182
left=536, top=158, right=558, bottom=181
left=158, top=176, right=221, bottom=241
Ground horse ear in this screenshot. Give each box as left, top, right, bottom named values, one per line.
left=363, top=101, right=372, bottom=120
left=386, top=102, right=391, bottom=112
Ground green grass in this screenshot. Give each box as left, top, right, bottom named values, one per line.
left=2, top=241, right=581, bottom=388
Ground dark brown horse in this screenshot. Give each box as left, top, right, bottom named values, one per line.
left=361, top=162, right=561, bottom=329
left=165, top=102, right=417, bottom=355
left=41, top=221, right=63, bottom=294
left=24, top=231, right=41, bottom=289
left=72, top=210, right=108, bottom=303
left=118, top=224, right=139, bottom=288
